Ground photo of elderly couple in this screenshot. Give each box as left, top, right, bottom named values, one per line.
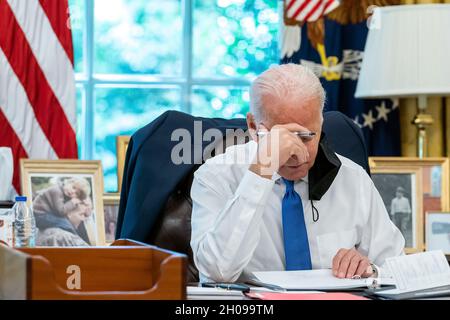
left=31, top=175, right=97, bottom=247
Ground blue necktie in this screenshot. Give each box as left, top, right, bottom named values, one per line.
left=282, top=178, right=312, bottom=270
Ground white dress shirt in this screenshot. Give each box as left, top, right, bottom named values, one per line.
left=190, top=141, right=405, bottom=283
left=391, top=197, right=411, bottom=214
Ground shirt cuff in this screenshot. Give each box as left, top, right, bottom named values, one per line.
left=235, top=169, right=275, bottom=202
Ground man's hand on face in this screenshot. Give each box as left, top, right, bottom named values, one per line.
left=332, top=248, right=374, bottom=279
left=250, top=123, right=310, bottom=179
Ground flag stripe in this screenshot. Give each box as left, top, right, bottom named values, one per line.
left=286, top=0, right=339, bottom=22
left=323, top=0, right=335, bottom=13
left=286, top=0, right=298, bottom=12
left=304, top=0, right=324, bottom=21
left=325, top=0, right=340, bottom=14
left=0, top=109, right=28, bottom=193
left=307, top=2, right=326, bottom=21
left=296, top=0, right=319, bottom=21
left=289, top=0, right=311, bottom=20
left=0, top=0, right=77, bottom=158
left=0, top=48, right=58, bottom=160
left=7, top=0, right=77, bottom=129
left=38, top=0, right=74, bottom=64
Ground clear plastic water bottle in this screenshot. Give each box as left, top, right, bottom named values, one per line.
left=13, top=196, right=36, bottom=247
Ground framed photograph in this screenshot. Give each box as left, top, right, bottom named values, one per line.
left=370, top=157, right=450, bottom=214
left=116, top=135, right=131, bottom=192
left=426, top=212, right=450, bottom=255
left=20, top=160, right=106, bottom=247
left=0, top=202, right=14, bottom=247
left=371, top=166, right=424, bottom=253
left=103, top=193, right=120, bottom=244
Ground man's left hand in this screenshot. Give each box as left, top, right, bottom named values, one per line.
left=332, top=248, right=373, bottom=279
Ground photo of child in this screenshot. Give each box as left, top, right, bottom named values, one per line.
left=31, top=175, right=98, bottom=247
left=103, top=193, right=120, bottom=244
left=104, top=206, right=118, bottom=243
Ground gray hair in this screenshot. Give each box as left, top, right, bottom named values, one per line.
left=250, top=63, right=326, bottom=122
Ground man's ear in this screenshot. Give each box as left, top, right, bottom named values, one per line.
left=247, top=113, right=258, bottom=141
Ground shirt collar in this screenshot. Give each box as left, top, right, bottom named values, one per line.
left=273, top=172, right=309, bottom=185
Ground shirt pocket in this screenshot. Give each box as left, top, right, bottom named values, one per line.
left=316, top=228, right=359, bottom=269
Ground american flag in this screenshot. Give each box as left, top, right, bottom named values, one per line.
left=285, top=0, right=341, bottom=23
left=0, top=0, right=77, bottom=194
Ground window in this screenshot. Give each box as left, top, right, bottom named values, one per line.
left=69, top=0, right=279, bottom=192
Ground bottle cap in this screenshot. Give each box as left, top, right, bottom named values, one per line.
left=15, top=196, right=27, bottom=202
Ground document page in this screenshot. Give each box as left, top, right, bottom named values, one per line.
left=382, top=250, right=450, bottom=294
left=252, top=269, right=394, bottom=291
left=187, top=286, right=244, bottom=296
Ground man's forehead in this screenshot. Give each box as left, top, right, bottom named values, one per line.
left=262, top=97, right=321, bottom=125
left=264, top=106, right=321, bottom=128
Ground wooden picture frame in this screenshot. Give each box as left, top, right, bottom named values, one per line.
left=116, top=136, right=131, bottom=192
left=370, top=166, right=424, bottom=254
left=425, top=211, right=450, bottom=256
left=20, top=160, right=106, bottom=247
left=103, top=193, right=120, bottom=244
left=369, top=157, right=450, bottom=212
left=370, top=157, right=450, bottom=253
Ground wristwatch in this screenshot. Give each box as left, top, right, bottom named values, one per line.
left=369, top=263, right=379, bottom=278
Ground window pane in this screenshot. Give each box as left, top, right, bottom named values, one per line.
left=75, top=85, right=85, bottom=158
left=193, top=0, right=279, bottom=78
left=69, top=0, right=85, bottom=74
left=94, top=86, right=182, bottom=192
left=94, top=0, right=182, bottom=75
left=191, top=86, right=249, bottom=119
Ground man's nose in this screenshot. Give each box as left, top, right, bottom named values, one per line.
left=288, top=155, right=305, bottom=164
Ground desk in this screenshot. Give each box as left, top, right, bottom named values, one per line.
left=0, top=240, right=187, bottom=300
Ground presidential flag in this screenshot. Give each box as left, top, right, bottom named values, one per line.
left=0, top=0, right=77, bottom=193
left=281, top=0, right=401, bottom=156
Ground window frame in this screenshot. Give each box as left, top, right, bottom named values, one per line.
left=75, top=0, right=254, bottom=160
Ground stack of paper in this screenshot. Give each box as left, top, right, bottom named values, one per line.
left=252, top=269, right=395, bottom=291
left=187, top=286, right=245, bottom=300
left=373, top=251, right=450, bottom=299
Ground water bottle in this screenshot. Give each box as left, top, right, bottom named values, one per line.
left=13, top=196, right=36, bottom=247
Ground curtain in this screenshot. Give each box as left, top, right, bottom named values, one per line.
left=399, top=0, right=450, bottom=157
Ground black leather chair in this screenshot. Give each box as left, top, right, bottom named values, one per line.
left=132, top=111, right=370, bottom=283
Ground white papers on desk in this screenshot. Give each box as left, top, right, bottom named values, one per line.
left=380, top=250, right=450, bottom=295
left=253, top=269, right=395, bottom=291
left=187, top=286, right=244, bottom=297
